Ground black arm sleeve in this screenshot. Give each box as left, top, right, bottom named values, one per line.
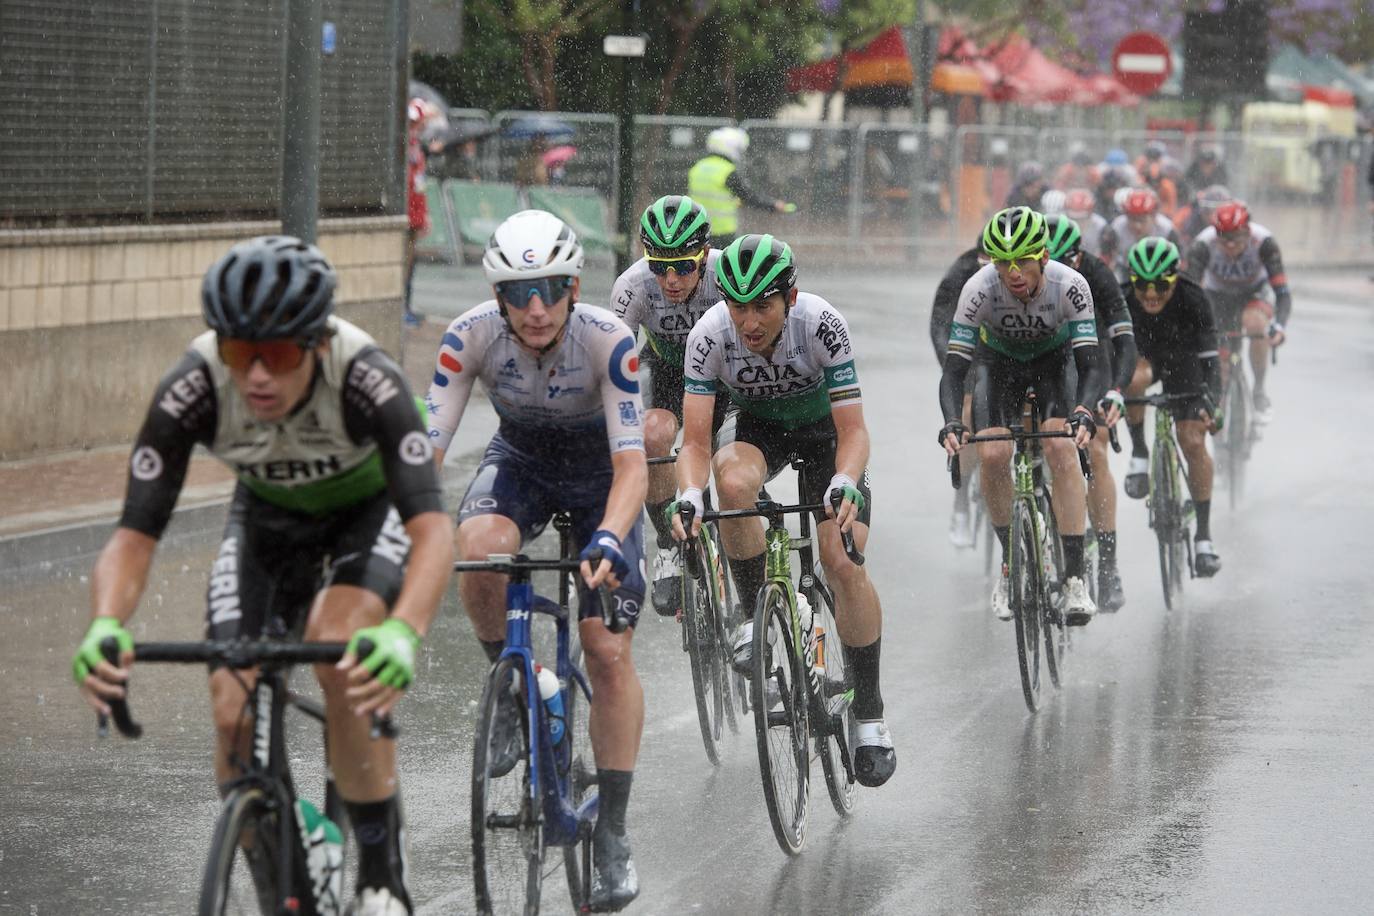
left=117, top=351, right=219, bottom=538
left=1191, top=283, right=1222, bottom=405
left=930, top=250, right=981, bottom=362
left=1258, top=236, right=1292, bottom=326
left=341, top=347, right=445, bottom=522
left=1072, top=342, right=1101, bottom=411
left=938, top=353, right=972, bottom=423
left=1084, top=257, right=1137, bottom=393
left=725, top=169, right=777, bottom=211
left=1185, top=239, right=1210, bottom=283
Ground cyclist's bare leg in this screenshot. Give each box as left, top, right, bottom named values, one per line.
left=209, top=666, right=258, bottom=788
left=455, top=514, right=521, bottom=643
left=306, top=585, right=394, bottom=801
left=644, top=407, right=679, bottom=517
left=1176, top=419, right=1214, bottom=501
left=1125, top=358, right=1154, bottom=460
left=976, top=434, right=1014, bottom=527
left=1086, top=425, right=1116, bottom=529
left=580, top=619, right=643, bottom=770
left=1243, top=305, right=1271, bottom=393
left=1042, top=418, right=1086, bottom=536
left=712, top=443, right=768, bottom=559
left=817, top=521, right=880, bottom=646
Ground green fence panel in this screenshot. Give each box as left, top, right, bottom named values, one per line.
left=415, top=180, right=457, bottom=260
left=526, top=186, right=613, bottom=254
left=444, top=180, right=524, bottom=248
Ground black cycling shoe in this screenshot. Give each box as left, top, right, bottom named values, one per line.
left=851, top=719, right=896, bottom=788
left=1097, top=566, right=1126, bottom=612
left=1124, top=472, right=1149, bottom=500
left=590, top=830, right=639, bottom=912
left=650, top=544, right=683, bottom=616
left=487, top=684, right=523, bottom=778
left=1194, top=540, right=1222, bottom=578
left=730, top=619, right=754, bottom=677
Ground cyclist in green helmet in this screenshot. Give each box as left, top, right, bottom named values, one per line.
left=1121, top=236, right=1223, bottom=577
left=1045, top=214, right=1137, bottom=610
left=671, top=233, right=896, bottom=788
left=938, top=206, right=1103, bottom=626
left=611, top=195, right=727, bottom=615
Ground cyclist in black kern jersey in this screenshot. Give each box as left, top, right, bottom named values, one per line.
left=1121, top=237, right=1223, bottom=577
left=1045, top=215, right=1137, bottom=610
left=72, top=237, right=453, bottom=916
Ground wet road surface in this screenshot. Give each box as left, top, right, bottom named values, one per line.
left=3, top=269, right=1372, bottom=913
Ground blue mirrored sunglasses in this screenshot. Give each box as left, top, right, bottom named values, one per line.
left=496, top=276, right=574, bottom=309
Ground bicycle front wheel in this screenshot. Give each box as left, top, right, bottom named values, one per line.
left=703, top=526, right=742, bottom=733
left=199, top=786, right=283, bottom=916
left=561, top=669, right=595, bottom=912
left=1009, top=498, right=1044, bottom=713
left=1039, top=495, right=1069, bottom=689
left=682, top=544, right=728, bottom=766
left=811, top=577, right=855, bottom=818
left=472, top=658, right=542, bottom=916
left=751, top=582, right=811, bottom=855
left=1152, top=444, right=1180, bottom=610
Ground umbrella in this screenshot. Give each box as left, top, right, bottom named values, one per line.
left=427, top=122, right=498, bottom=150
left=541, top=144, right=578, bottom=168
left=501, top=114, right=576, bottom=141
left=408, top=79, right=450, bottom=114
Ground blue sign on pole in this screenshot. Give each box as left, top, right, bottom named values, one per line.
left=322, top=21, right=337, bottom=56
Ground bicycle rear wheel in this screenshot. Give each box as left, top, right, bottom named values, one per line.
left=560, top=670, right=595, bottom=912
left=1009, top=498, right=1044, bottom=713
left=199, top=786, right=284, bottom=916
left=810, top=576, right=855, bottom=818
left=1152, top=444, right=1179, bottom=610
left=751, top=582, right=811, bottom=855
left=472, top=658, right=542, bottom=916
left=1039, top=495, right=1069, bottom=690
left=682, top=550, right=728, bottom=766
left=1226, top=370, right=1249, bottom=510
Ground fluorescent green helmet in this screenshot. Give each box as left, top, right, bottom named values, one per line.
left=1127, top=236, right=1181, bottom=281
left=1043, top=214, right=1082, bottom=263
left=982, top=206, right=1048, bottom=260
left=715, top=234, right=796, bottom=303
left=639, top=195, right=710, bottom=256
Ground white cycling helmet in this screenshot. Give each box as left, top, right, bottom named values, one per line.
left=707, top=126, right=749, bottom=161
left=1112, top=185, right=1135, bottom=213
left=482, top=210, right=584, bottom=284
left=1039, top=189, right=1067, bottom=216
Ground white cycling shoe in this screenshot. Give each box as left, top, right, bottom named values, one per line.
left=355, top=887, right=409, bottom=916
left=1061, top=576, right=1097, bottom=626
left=991, top=566, right=1013, bottom=620
left=851, top=719, right=897, bottom=787
left=948, top=509, right=975, bottom=548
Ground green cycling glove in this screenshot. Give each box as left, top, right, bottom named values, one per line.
left=72, top=617, right=133, bottom=685
left=347, top=618, right=421, bottom=690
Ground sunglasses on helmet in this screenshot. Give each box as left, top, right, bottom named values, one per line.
left=217, top=337, right=310, bottom=373
left=495, top=276, right=575, bottom=309
left=645, top=249, right=706, bottom=277
left=1130, top=273, right=1177, bottom=293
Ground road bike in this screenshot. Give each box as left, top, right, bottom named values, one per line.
left=950, top=391, right=1090, bottom=713
left=648, top=455, right=744, bottom=766
left=1125, top=392, right=1199, bottom=610
left=689, top=457, right=863, bottom=855
left=1217, top=329, right=1275, bottom=510
left=98, top=634, right=390, bottom=916
left=454, top=520, right=623, bottom=915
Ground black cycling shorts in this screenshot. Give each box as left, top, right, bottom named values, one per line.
left=1140, top=357, right=1212, bottom=422
left=1209, top=288, right=1274, bottom=334
left=972, top=346, right=1073, bottom=431
left=716, top=407, right=873, bottom=526
left=204, top=484, right=409, bottom=660
left=458, top=433, right=647, bottom=628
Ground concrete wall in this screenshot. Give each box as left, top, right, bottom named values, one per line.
left=0, top=217, right=407, bottom=459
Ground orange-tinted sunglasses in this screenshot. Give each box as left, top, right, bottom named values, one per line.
left=217, top=337, right=309, bottom=373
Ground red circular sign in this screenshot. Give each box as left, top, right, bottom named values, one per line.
left=1112, top=31, right=1173, bottom=96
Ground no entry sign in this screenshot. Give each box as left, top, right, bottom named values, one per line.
left=1112, top=32, right=1173, bottom=96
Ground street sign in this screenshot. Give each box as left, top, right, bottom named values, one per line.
left=1112, top=31, right=1172, bottom=96
left=603, top=34, right=647, bottom=58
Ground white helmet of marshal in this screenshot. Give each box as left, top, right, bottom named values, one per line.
left=482, top=209, right=585, bottom=284
left=707, top=126, right=749, bottom=161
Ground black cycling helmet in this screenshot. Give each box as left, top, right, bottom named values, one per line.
left=202, top=236, right=336, bottom=342
left=640, top=195, right=711, bottom=256
left=1044, top=214, right=1083, bottom=263
left=716, top=234, right=796, bottom=303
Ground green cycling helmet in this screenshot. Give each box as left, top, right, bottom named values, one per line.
left=1043, top=214, right=1082, bottom=263
left=982, top=206, right=1048, bottom=261
left=716, top=234, right=796, bottom=303
left=1127, top=236, right=1180, bottom=281
left=640, top=195, right=710, bottom=256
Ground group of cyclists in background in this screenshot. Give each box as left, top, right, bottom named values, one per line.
left=69, top=132, right=1287, bottom=914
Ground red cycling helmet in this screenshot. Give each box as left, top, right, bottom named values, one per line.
left=1064, top=188, right=1096, bottom=219
left=1212, top=200, right=1251, bottom=234
left=1122, top=188, right=1159, bottom=217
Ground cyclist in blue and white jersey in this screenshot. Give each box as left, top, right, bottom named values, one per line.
left=73, top=236, right=453, bottom=916
left=671, top=234, right=896, bottom=789
left=425, top=210, right=647, bottom=911
left=938, top=207, right=1102, bottom=626
left=611, top=195, right=724, bottom=615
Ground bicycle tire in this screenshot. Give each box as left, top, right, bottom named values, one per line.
left=702, top=526, right=741, bottom=733
left=1039, top=494, right=1069, bottom=690
left=198, top=786, right=283, bottom=916
left=751, top=582, right=810, bottom=855
left=560, top=670, right=595, bottom=912
left=472, top=658, right=542, bottom=916
left=682, top=552, right=726, bottom=766
left=810, top=577, right=855, bottom=818
left=1152, top=442, right=1178, bottom=611
left=1009, top=498, right=1044, bottom=713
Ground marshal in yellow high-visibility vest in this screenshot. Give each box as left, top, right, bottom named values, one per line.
left=689, top=127, right=792, bottom=243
